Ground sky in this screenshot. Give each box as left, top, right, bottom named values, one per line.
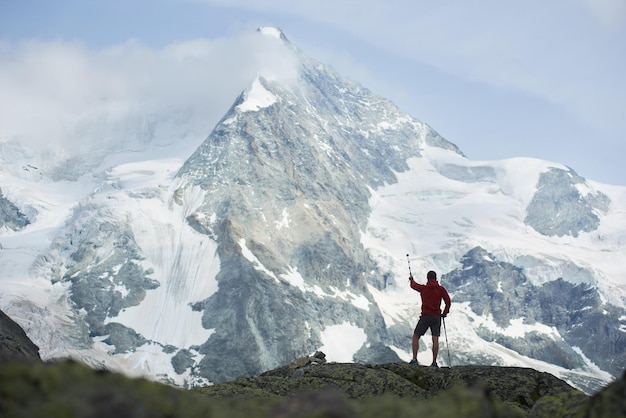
left=1, top=0, right=625, bottom=185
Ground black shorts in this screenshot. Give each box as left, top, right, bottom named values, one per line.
left=414, top=315, right=441, bottom=337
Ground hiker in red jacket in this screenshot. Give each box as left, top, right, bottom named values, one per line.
left=409, top=270, right=451, bottom=367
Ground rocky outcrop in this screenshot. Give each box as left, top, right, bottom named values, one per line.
left=445, top=246, right=626, bottom=386
left=0, top=187, right=30, bottom=231
left=196, top=359, right=625, bottom=417
left=1, top=353, right=622, bottom=417
left=524, top=167, right=610, bottom=237
left=198, top=360, right=578, bottom=409
left=0, top=309, right=40, bottom=363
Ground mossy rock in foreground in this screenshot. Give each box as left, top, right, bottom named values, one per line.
left=1, top=360, right=624, bottom=418
left=529, top=389, right=589, bottom=418
left=196, top=362, right=427, bottom=399
left=199, top=362, right=580, bottom=409
left=528, top=370, right=626, bottom=418
left=0, top=360, right=216, bottom=418
left=376, top=363, right=578, bottom=407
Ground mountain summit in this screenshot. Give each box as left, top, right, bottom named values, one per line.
left=257, top=26, right=290, bottom=43
left=173, top=34, right=465, bottom=383
left=0, top=28, right=624, bottom=393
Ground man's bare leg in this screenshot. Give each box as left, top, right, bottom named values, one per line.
left=431, top=336, right=439, bottom=364
left=412, top=333, right=420, bottom=360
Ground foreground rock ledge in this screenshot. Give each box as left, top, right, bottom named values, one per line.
left=196, top=362, right=576, bottom=409
left=194, top=360, right=624, bottom=417
left=1, top=359, right=624, bottom=417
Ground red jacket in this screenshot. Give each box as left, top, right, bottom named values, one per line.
left=410, top=277, right=451, bottom=316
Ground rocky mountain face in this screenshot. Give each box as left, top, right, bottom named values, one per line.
left=1, top=27, right=624, bottom=393
left=445, top=247, right=625, bottom=387
left=26, top=30, right=467, bottom=385
left=524, top=168, right=611, bottom=237
left=0, top=187, right=30, bottom=232
left=172, top=40, right=463, bottom=383
left=0, top=309, right=40, bottom=363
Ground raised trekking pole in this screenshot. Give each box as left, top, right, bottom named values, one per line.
left=442, top=316, right=451, bottom=367
left=406, top=254, right=412, bottom=279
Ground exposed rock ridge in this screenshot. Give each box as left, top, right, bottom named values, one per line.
left=445, top=246, right=626, bottom=386
left=525, top=167, right=610, bottom=237
left=172, top=47, right=462, bottom=382
left=0, top=309, right=41, bottom=363
left=0, top=187, right=30, bottom=231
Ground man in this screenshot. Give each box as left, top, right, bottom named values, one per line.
left=409, top=270, right=451, bottom=367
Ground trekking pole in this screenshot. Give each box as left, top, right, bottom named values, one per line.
left=442, top=316, right=451, bottom=367
left=406, top=254, right=412, bottom=279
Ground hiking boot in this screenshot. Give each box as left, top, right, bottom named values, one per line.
left=430, top=362, right=439, bottom=367
left=409, top=359, right=418, bottom=365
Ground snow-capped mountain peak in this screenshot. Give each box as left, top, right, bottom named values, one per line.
left=236, top=77, right=279, bottom=112
left=257, top=26, right=288, bottom=42
left=1, top=28, right=624, bottom=394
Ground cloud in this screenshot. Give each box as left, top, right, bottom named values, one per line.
left=0, top=30, right=298, bottom=157
left=2, top=1, right=624, bottom=182
left=193, top=0, right=625, bottom=137
left=578, top=0, right=626, bottom=28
